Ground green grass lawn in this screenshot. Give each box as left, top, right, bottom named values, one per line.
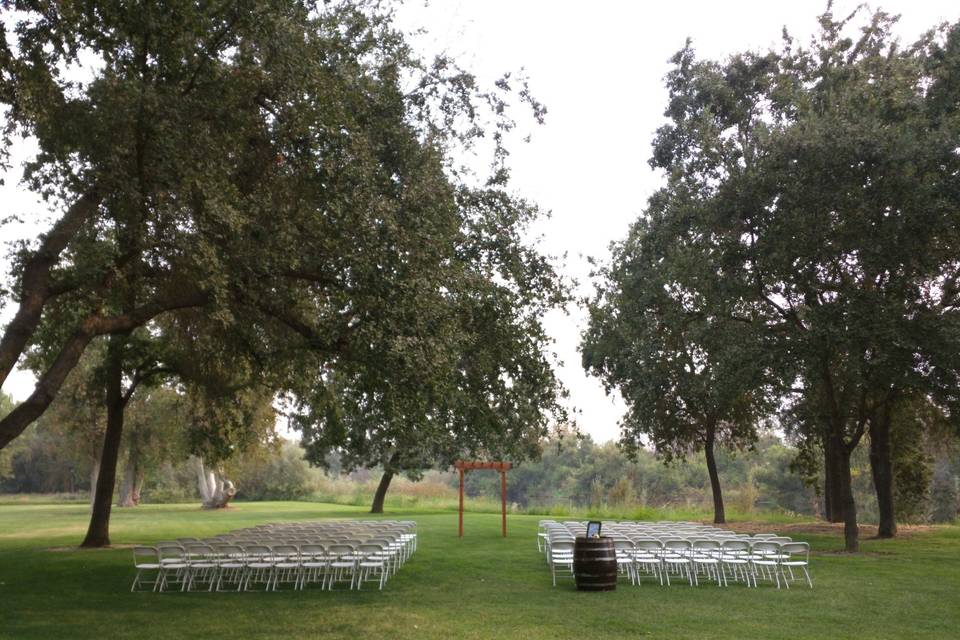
left=1, top=501, right=958, bottom=639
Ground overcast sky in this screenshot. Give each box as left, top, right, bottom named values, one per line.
left=1, top=1, right=957, bottom=443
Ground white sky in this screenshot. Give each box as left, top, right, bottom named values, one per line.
left=1, top=0, right=957, bottom=442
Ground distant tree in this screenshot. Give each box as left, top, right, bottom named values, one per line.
left=116, top=387, right=188, bottom=507
left=929, top=458, right=958, bottom=523
left=583, top=216, right=775, bottom=524
left=185, top=384, right=278, bottom=510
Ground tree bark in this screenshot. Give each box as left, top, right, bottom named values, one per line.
left=80, top=336, right=126, bottom=548
left=869, top=403, right=897, bottom=538
left=0, top=189, right=101, bottom=388
left=704, top=423, right=725, bottom=524
left=823, top=429, right=846, bottom=523
left=836, top=439, right=859, bottom=552
left=370, top=469, right=394, bottom=514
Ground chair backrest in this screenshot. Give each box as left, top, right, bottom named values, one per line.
left=358, top=543, right=385, bottom=557
left=634, top=540, right=663, bottom=552
left=133, top=546, right=157, bottom=564
left=664, top=540, right=692, bottom=553
left=693, top=539, right=720, bottom=552
left=614, top=540, right=635, bottom=552
left=721, top=540, right=751, bottom=554
left=780, top=542, right=809, bottom=559
left=751, top=541, right=781, bottom=556
left=184, top=543, right=214, bottom=557
left=328, top=543, right=356, bottom=557
left=300, top=544, right=326, bottom=559
left=243, top=544, right=272, bottom=559
left=158, top=545, right=186, bottom=562
left=215, top=544, right=244, bottom=559
left=272, top=544, right=299, bottom=559
left=550, top=540, right=575, bottom=556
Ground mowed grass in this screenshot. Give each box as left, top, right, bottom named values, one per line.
left=1, top=501, right=958, bottom=640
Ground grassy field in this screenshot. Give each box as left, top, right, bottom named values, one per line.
left=1, top=501, right=958, bottom=639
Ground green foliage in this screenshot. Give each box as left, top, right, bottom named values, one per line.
left=226, top=442, right=318, bottom=501
left=461, top=434, right=819, bottom=517
left=930, top=458, right=959, bottom=523
left=0, top=1, right=568, bottom=507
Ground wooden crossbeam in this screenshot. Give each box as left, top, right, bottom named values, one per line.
left=453, top=460, right=512, bottom=471
left=454, top=460, right=512, bottom=537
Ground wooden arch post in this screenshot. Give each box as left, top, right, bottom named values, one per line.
left=454, top=460, right=512, bottom=537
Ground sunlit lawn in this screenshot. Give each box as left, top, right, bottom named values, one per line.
left=1, top=500, right=958, bottom=639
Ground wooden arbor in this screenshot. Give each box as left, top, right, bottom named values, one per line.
left=454, top=460, right=512, bottom=537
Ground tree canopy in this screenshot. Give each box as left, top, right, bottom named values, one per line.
left=583, top=8, right=960, bottom=550
left=0, top=0, right=568, bottom=462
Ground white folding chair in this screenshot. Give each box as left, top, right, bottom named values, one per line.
left=156, top=545, right=189, bottom=592
left=779, top=542, right=813, bottom=589
left=662, top=540, right=694, bottom=586
left=184, top=543, right=218, bottom=591
left=613, top=539, right=637, bottom=585
left=632, top=540, right=663, bottom=586
left=750, top=541, right=783, bottom=588
left=356, top=543, right=389, bottom=590
left=299, top=544, right=329, bottom=590
left=213, top=544, right=246, bottom=592
left=130, top=546, right=161, bottom=592
left=327, top=543, right=358, bottom=590
left=271, top=544, right=301, bottom=591
left=691, top=540, right=723, bottom=586
left=720, top=540, right=754, bottom=587
left=242, top=544, right=276, bottom=591
left=549, top=540, right=575, bottom=587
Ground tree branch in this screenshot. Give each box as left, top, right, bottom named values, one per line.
left=0, top=187, right=101, bottom=387
left=0, top=287, right=207, bottom=450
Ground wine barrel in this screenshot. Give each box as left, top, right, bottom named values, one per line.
left=574, top=536, right=617, bottom=591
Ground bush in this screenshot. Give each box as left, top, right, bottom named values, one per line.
left=230, top=443, right=320, bottom=501
left=929, top=460, right=958, bottom=524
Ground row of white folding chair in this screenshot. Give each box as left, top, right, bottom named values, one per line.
left=209, top=529, right=415, bottom=561
left=539, top=532, right=810, bottom=589
left=218, top=533, right=413, bottom=569
left=615, top=539, right=812, bottom=588
left=135, top=542, right=398, bottom=592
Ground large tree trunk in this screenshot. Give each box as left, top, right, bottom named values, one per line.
left=370, top=469, right=395, bottom=514
left=192, top=456, right=235, bottom=509
left=80, top=337, right=126, bottom=548
left=869, top=404, right=897, bottom=538
left=704, top=423, right=725, bottom=525
left=823, top=429, right=846, bottom=523
left=836, top=439, right=859, bottom=552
